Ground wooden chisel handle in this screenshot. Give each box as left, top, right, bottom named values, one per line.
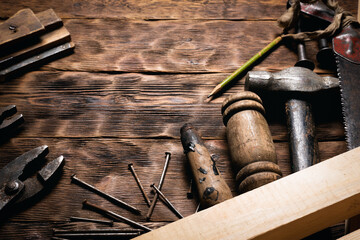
left=180, top=123, right=233, bottom=209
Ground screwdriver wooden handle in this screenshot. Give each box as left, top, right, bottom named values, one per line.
left=222, top=91, right=282, bottom=193
left=180, top=123, right=233, bottom=209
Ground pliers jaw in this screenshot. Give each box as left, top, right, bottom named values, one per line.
left=0, top=105, right=24, bottom=137
left=0, top=146, right=64, bottom=214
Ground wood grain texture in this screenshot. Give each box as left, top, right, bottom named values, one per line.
left=37, top=19, right=339, bottom=74
left=338, top=229, right=360, bottom=240
left=135, top=147, right=360, bottom=240
left=0, top=0, right=356, bottom=239
left=0, top=71, right=344, bottom=140
left=0, top=137, right=346, bottom=240
left=180, top=124, right=233, bottom=208
left=35, top=9, right=62, bottom=30
left=0, top=27, right=71, bottom=68
left=0, top=9, right=44, bottom=50
left=223, top=92, right=282, bottom=193
left=0, top=0, right=356, bottom=20
left=0, top=138, right=347, bottom=222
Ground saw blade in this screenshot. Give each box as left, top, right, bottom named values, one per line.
left=333, top=24, right=360, bottom=150
left=336, top=55, right=360, bottom=149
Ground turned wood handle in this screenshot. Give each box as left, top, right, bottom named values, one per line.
left=222, top=91, right=282, bottom=193
left=180, top=123, right=233, bottom=209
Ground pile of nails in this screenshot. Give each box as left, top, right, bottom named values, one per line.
left=53, top=152, right=193, bottom=239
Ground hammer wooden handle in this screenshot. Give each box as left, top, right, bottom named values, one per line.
left=180, top=123, right=233, bottom=208
left=222, top=91, right=282, bottom=193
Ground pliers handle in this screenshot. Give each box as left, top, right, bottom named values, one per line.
left=0, top=105, right=24, bottom=137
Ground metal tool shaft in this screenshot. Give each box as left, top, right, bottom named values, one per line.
left=128, top=163, right=151, bottom=207
left=146, top=152, right=171, bottom=221
left=151, top=184, right=183, bottom=219
left=82, top=200, right=152, bottom=232
left=285, top=99, right=318, bottom=171
left=71, top=174, right=141, bottom=214
left=54, top=232, right=141, bottom=238
left=53, top=229, right=142, bottom=234
left=294, top=18, right=315, bottom=71
left=69, top=216, right=113, bottom=226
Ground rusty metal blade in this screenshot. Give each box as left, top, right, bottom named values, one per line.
left=336, top=55, right=360, bottom=149
left=14, top=155, right=65, bottom=204
left=333, top=24, right=360, bottom=150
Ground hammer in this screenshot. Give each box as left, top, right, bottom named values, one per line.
left=245, top=67, right=338, bottom=172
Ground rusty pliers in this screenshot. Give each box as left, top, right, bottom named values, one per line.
left=0, top=145, right=64, bottom=215
left=0, top=105, right=24, bottom=137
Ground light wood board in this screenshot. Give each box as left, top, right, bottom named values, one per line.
left=339, top=229, right=360, bottom=240
left=135, top=147, right=360, bottom=240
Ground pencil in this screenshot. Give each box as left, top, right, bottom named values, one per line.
left=207, top=36, right=283, bottom=99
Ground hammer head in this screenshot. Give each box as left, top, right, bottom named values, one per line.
left=245, top=67, right=339, bottom=93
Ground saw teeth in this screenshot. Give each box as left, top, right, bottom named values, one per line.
left=335, top=54, right=350, bottom=147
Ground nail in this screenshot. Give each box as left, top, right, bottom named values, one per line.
left=71, top=174, right=141, bottom=215
left=53, top=229, right=143, bottom=234
left=195, top=203, right=201, bottom=213
left=54, top=232, right=141, bottom=238
left=128, top=163, right=151, bottom=207
left=8, top=25, right=17, bottom=33
left=146, top=152, right=171, bottom=221
left=151, top=184, right=183, bottom=219
left=187, top=179, right=193, bottom=199
left=51, top=237, right=68, bottom=240
left=69, top=216, right=113, bottom=226
left=82, top=200, right=152, bottom=232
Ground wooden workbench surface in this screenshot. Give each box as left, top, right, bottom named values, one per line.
left=0, top=0, right=357, bottom=239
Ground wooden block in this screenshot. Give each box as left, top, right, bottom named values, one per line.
left=0, top=9, right=66, bottom=68
left=35, top=9, right=63, bottom=31
left=0, top=42, right=75, bottom=79
left=0, top=27, right=71, bottom=68
left=135, top=147, right=360, bottom=240
left=0, top=9, right=45, bottom=50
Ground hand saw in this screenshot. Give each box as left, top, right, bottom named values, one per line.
left=299, top=1, right=360, bottom=149
left=299, top=0, right=360, bottom=233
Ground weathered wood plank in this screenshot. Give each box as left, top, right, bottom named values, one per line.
left=35, top=9, right=63, bottom=31
left=0, top=71, right=344, bottom=140
left=0, top=27, right=71, bottom=69
left=0, top=138, right=346, bottom=220
left=0, top=9, right=44, bottom=50
left=0, top=0, right=356, bottom=20
left=0, top=1, right=354, bottom=239
left=38, top=19, right=336, bottom=73
left=0, top=137, right=347, bottom=238
left=135, top=147, right=360, bottom=240
left=0, top=9, right=67, bottom=68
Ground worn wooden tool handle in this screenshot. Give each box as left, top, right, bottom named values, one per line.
left=180, top=123, right=233, bottom=209
left=222, top=91, right=282, bottom=193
